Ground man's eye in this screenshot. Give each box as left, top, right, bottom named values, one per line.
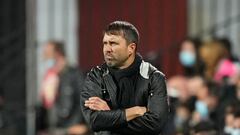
left=110, top=42, right=118, bottom=46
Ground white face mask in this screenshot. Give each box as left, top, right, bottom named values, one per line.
left=224, top=127, right=240, bottom=135
left=224, top=126, right=234, bottom=134
left=45, top=58, right=56, bottom=69
left=232, top=128, right=240, bottom=135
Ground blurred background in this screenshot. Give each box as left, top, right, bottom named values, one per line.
left=1, top=0, right=240, bottom=135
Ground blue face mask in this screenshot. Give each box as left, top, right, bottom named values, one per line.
left=45, top=58, right=56, bottom=69
left=195, top=101, right=208, bottom=119
left=179, top=51, right=196, bottom=67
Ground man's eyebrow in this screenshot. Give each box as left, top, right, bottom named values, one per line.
left=109, top=41, right=118, bottom=44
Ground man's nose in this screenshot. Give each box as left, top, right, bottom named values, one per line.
left=104, top=44, right=112, bottom=52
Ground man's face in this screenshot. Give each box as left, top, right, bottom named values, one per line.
left=43, top=43, right=55, bottom=60
left=103, top=33, right=134, bottom=69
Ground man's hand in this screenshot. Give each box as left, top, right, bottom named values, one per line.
left=125, top=106, right=147, bottom=121
left=67, top=124, right=88, bottom=135
left=84, top=97, right=110, bottom=111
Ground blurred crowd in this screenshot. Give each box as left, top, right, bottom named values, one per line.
left=166, top=37, right=240, bottom=135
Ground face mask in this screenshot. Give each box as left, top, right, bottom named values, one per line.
left=224, top=126, right=234, bottom=134
left=232, top=128, right=240, bottom=135
left=195, top=101, right=208, bottom=119
left=224, top=127, right=240, bottom=135
left=179, top=51, right=196, bottom=67
left=45, top=58, right=56, bottom=69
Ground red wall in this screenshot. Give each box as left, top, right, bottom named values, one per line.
left=79, top=0, right=187, bottom=77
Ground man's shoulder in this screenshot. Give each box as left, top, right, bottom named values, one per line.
left=87, top=64, right=108, bottom=78
left=139, top=61, right=165, bottom=79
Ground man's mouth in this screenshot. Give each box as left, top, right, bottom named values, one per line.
left=105, top=54, right=114, bottom=60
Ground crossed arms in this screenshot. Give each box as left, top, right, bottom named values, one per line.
left=85, top=97, right=147, bottom=121
left=80, top=71, right=168, bottom=134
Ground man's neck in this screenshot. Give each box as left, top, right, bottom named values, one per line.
left=109, top=53, right=141, bottom=81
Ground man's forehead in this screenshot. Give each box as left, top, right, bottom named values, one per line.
left=103, top=34, right=124, bottom=41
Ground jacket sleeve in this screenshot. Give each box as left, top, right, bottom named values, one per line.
left=80, top=69, right=127, bottom=132
left=115, top=71, right=169, bottom=134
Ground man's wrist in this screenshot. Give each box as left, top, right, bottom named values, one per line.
left=125, top=106, right=146, bottom=121
left=132, top=106, right=142, bottom=117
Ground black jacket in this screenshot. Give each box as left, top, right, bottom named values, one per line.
left=81, top=61, right=169, bottom=135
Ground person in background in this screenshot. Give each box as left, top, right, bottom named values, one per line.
left=81, top=21, right=169, bottom=135
left=179, top=38, right=205, bottom=77
left=167, top=37, right=204, bottom=107
left=166, top=38, right=205, bottom=134
left=213, top=37, right=240, bottom=85
left=199, top=40, right=226, bottom=80
left=216, top=37, right=239, bottom=62
left=167, top=37, right=205, bottom=108
left=190, top=121, right=217, bottom=135
left=232, top=110, right=240, bottom=135
left=37, top=41, right=89, bottom=135
left=224, top=104, right=240, bottom=135
left=173, top=103, right=191, bottom=134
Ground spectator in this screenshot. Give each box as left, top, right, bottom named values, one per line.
left=213, top=37, right=240, bottom=84
left=179, top=37, right=205, bottom=77
left=37, top=41, right=89, bottom=135
left=199, top=40, right=226, bottom=80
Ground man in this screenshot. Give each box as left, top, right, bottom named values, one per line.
left=37, top=41, right=89, bottom=135
left=81, top=21, right=169, bottom=135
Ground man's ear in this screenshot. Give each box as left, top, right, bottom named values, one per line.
left=128, top=43, right=136, bottom=55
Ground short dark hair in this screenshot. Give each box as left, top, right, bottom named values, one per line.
left=104, top=21, right=139, bottom=45
left=48, top=40, right=65, bottom=56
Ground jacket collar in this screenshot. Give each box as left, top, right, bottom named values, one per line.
left=102, top=60, right=156, bottom=80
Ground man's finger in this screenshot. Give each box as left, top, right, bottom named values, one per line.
left=85, top=100, right=98, bottom=105
left=89, top=97, right=104, bottom=102
left=89, top=97, right=106, bottom=104
left=89, top=97, right=101, bottom=100
left=89, top=104, right=101, bottom=111
left=85, top=100, right=94, bottom=104
left=84, top=102, right=91, bottom=107
left=85, top=97, right=110, bottom=111
left=85, top=100, right=99, bottom=108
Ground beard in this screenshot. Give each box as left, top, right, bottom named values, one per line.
left=104, top=54, right=129, bottom=68
left=104, top=57, right=117, bottom=67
